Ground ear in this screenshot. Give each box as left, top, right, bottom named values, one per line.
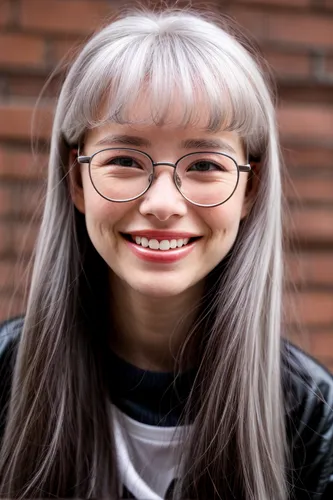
left=241, top=160, right=260, bottom=219
left=68, top=149, right=86, bottom=214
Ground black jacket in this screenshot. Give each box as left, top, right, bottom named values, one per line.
left=0, top=316, right=333, bottom=499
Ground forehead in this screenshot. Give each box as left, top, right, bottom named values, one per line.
left=98, top=86, right=217, bottom=128
left=84, top=91, right=245, bottom=155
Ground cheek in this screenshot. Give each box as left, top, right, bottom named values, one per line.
left=81, top=173, right=122, bottom=226
left=202, top=198, right=245, bottom=236
left=82, top=189, right=124, bottom=246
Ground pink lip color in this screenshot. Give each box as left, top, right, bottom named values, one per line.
left=124, top=238, right=196, bottom=263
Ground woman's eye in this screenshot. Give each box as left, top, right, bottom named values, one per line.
left=188, top=161, right=223, bottom=172
left=105, top=156, right=141, bottom=168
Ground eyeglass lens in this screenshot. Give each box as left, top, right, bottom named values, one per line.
left=89, top=149, right=239, bottom=206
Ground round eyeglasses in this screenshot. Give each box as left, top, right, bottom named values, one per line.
left=77, top=147, right=251, bottom=208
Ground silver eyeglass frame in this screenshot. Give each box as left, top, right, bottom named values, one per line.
left=77, top=147, right=252, bottom=208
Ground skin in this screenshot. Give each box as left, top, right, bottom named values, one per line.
left=70, top=101, right=255, bottom=371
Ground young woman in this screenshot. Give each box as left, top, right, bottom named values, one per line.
left=0, top=7, right=332, bottom=500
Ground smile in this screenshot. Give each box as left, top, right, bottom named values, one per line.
left=131, top=236, right=190, bottom=250
left=121, top=233, right=201, bottom=263
left=121, top=233, right=201, bottom=251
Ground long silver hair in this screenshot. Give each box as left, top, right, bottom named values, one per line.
left=0, top=7, right=290, bottom=499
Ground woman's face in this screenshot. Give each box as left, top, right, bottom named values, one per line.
left=72, top=103, right=252, bottom=298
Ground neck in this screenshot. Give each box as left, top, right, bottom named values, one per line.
left=109, top=274, right=205, bottom=372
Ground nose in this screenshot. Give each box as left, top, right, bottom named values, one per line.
left=138, top=167, right=187, bottom=221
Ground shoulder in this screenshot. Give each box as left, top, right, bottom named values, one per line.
left=0, top=315, right=24, bottom=360
left=281, top=338, right=333, bottom=415
left=0, top=315, right=24, bottom=400
left=0, top=315, right=23, bottom=378
left=281, top=338, right=333, bottom=498
left=0, top=316, right=24, bottom=435
left=0, top=315, right=24, bottom=343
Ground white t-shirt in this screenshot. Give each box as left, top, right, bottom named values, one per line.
left=112, top=404, right=190, bottom=499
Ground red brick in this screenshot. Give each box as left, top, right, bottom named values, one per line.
left=0, top=183, right=44, bottom=218
left=0, top=0, right=11, bottom=28
left=283, top=146, right=333, bottom=170
left=264, top=50, right=310, bottom=79
left=0, top=184, right=11, bottom=216
left=310, top=331, right=333, bottom=359
left=267, top=13, right=333, bottom=48
left=0, top=258, right=31, bottom=293
left=0, top=293, right=26, bottom=323
left=20, top=0, right=113, bottom=35
left=0, top=220, right=10, bottom=254
left=0, top=259, right=15, bottom=291
left=238, top=0, right=308, bottom=6
left=289, top=207, right=333, bottom=243
left=285, top=176, right=333, bottom=202
left=11, top=221, right=40, bottom=256
left=287, top=252, right=333, bottom=286
left=224, top=5, right=266, bottom=38
left=324, top=0, right=333, bottom=10
left=0, top=146, right=47, bottom=180
left=286, top=291, right=333, bottom=326
left=278, top=104, right=333, bottom=141
left=0, top=34, right=45, bottom=67
left=7, top=74, right=62, bottom=99
left=51, top=38, right=83, bottom=64
left=0, top=220, right=39, bottom=257
left=0, top=104, right=54, bottom=141
left=280, top=86, right=333, bottom=106
left=325, top=54, right=333, bottom=74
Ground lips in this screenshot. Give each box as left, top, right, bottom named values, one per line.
left=120, top=231, right=201, bottom=262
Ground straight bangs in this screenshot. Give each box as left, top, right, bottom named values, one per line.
left=61, top=13, right=270, bottom=156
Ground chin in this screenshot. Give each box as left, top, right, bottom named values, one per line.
left=132, top=282, right=191, bottom=298
left=124, top=274, right=196, bottom=298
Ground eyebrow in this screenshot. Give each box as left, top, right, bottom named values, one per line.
left=94, top=134, right=237, bottom=155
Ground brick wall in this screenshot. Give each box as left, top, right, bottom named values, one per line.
left=0, top=0, right=332, bottom=369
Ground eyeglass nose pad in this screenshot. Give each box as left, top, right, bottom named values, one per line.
left=148, top=173, right=154, bottom=184
left=175, top=172, right=182, bottom=188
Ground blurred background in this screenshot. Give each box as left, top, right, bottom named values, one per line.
left=0, top=0, right=332, bottom=369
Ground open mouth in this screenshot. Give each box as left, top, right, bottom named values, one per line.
left=121, top=233, right=201, bottom=251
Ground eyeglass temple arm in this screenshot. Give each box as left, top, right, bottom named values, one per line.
left=239, top=164, right=251, bottom=172
left=77, top=155, right=90, bottom=164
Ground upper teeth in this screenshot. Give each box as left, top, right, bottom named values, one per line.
left=133, top=236, right=190, bottom=250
